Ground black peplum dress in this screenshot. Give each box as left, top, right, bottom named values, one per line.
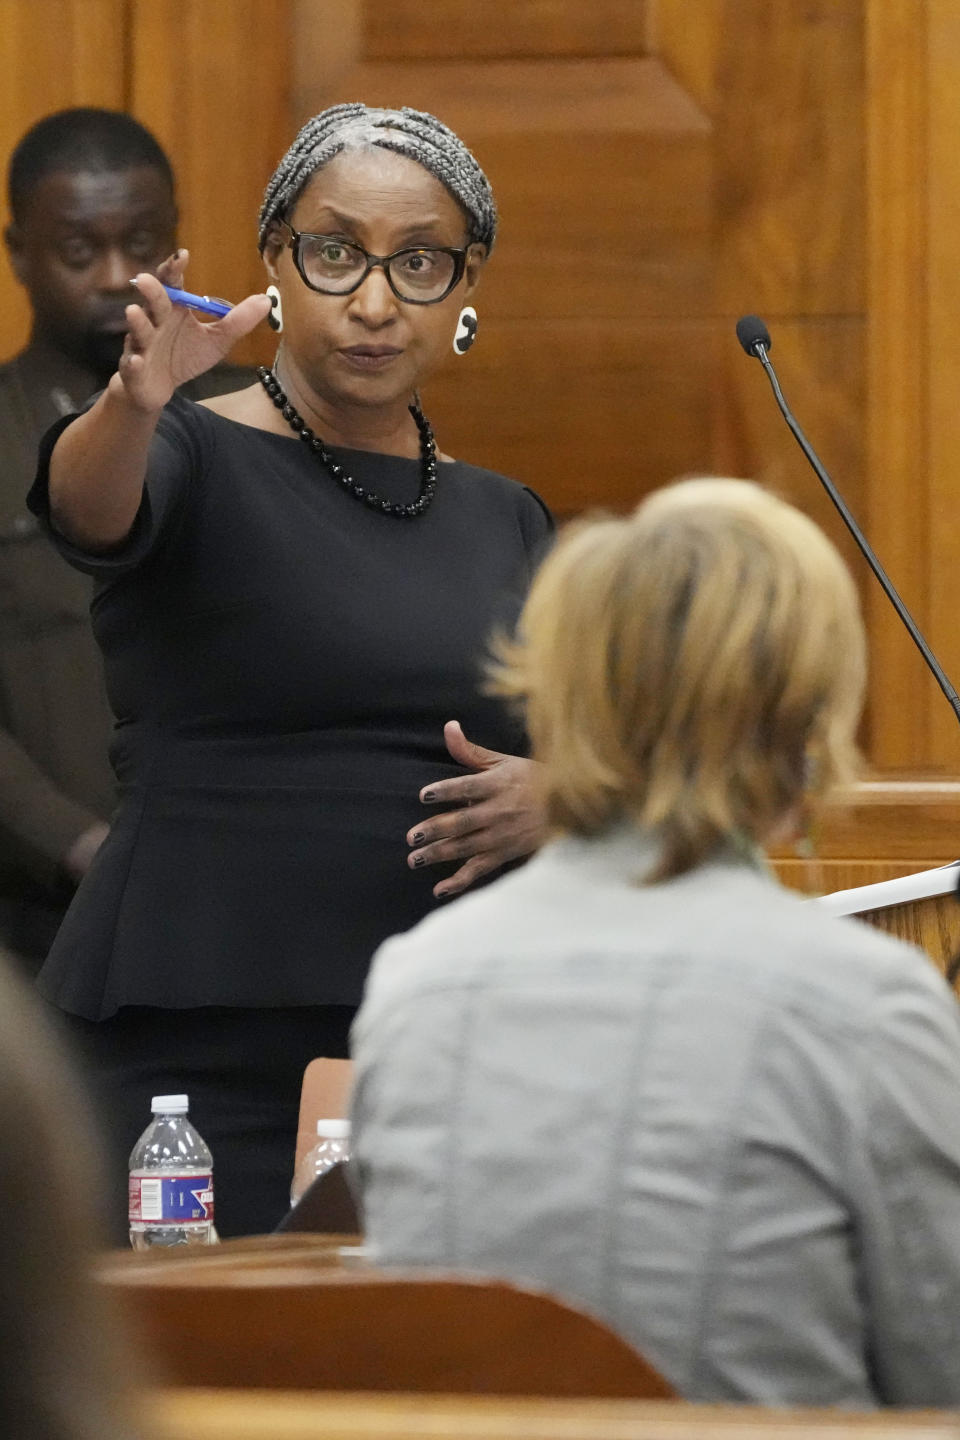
left=27, top=393, right=552, bottom=1235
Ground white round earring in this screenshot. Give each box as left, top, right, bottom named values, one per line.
left=266, top=284, right=283, bottom=333
left=453, top=306, right=478, bottom=355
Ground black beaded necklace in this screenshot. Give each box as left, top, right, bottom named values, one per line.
left=256, top=366, right=438, bottom=519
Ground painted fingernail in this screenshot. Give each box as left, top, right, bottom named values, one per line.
left=421, top=790, right=437, bottom=803
left=409, top=831, right=425, bottom=845
left=412, top=854, right=426, bottom=868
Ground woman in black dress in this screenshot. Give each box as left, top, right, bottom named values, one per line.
left=30, top=104, right=552, bottom=1237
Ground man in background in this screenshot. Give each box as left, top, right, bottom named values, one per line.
left=0, top=108, right=250, bottom=965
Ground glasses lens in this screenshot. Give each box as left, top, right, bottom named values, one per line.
left=387, top=249, right=457, bottom=302
left=299, top=237, right=368, bottom=293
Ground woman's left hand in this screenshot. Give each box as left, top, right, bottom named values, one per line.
left=407, top=720, right=547, bottom=898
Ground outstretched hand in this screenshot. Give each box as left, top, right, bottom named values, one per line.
left=113, top=250, right=272, bottom=413
left=406, top=720, right=547, bottom=899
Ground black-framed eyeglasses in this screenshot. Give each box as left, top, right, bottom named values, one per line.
left=275, top=220, right=470, bottom=305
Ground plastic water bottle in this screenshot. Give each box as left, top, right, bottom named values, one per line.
left=128, top=1094, right=215, bottom=1249
left=290, top=1118, right=351, bottom=1206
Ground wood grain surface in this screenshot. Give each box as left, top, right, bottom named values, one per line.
left=769, top=779, right=960, bottom=982
left=127, top=0, right=291, bottom=370
left=1, top=1, right=959, bottom=776
left=150, top=1388, right=960, bottom=1440
left=0, top=0, right=126, bottom=351
left=102, top=1261, right=674, bottom=1397
left=363, top=0, right=651, bottom=60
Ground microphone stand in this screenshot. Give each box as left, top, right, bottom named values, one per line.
left=750, top=341, right=960, bottom=729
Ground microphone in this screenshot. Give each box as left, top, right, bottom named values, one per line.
left=736, top=314, right=960, bottom=728
left=735, top=314, right=771, bottom=359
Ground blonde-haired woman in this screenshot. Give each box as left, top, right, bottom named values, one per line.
left=351, top=478, right=960, bottom=1408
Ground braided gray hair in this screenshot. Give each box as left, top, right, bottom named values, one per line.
left=258, top=103, right=497, bottom=254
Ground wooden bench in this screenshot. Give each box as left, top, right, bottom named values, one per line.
left=149, top=1389, right=960, bottom=1440
left=99, top=1243, right=671, bottom=1397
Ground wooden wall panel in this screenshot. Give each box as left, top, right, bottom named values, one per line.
left=427, top=318, right=718, bottom=515
left=290, top=1, right=362, bottom=122
left=864, top=0, right=932, bottom=770
left=301, top=53, right=708, bottom=140
left=862, top=0, right=960, bottom=775
left=653, top=1, right=873, bottom=743
left=771, top=780, right=960, bottom=863
left=363, top=0, right=651, bottom=60
left=655, top=0, right=864, bottom=313
left=471, top=126, right=710, bottom=324
left=712, top=0, right=864, bottom=317
left=0, top=0, right=127, bottom=358
left=925, top=2, right=960, bottom=770
left=128, top=0, right=292, bottom=369
left=656, top=0, right=866, bottom=540
left=647, top=0, right=723, bottom=113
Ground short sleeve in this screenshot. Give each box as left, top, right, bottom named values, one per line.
left=26, top=391, right=207, bottom=578
left=518, top=485, right=554, bottom=567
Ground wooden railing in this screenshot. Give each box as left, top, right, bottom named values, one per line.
left=149, top=1389, right=960, bottom=1440
left=768, top=779, right=960, bottom=984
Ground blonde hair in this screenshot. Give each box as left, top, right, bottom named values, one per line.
left=0, top=956, right=144, bottom=1440
left=493, top=478, right=866, bottom=880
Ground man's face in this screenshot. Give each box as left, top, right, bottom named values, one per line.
left=5, top=165, right=177, bottom=375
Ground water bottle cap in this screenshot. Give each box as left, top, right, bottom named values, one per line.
left=316, top=1118, right=350, bottom=1138
left=151, top=1093, right=189, bottom=1114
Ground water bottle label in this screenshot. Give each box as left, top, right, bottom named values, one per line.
left=128, top=1173, right=214, bottom=1224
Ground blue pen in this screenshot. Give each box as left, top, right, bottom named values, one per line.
left=160, top=284, right=232, bottom=318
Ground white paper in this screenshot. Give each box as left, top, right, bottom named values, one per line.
left=815, top=861, right=960, bottom=917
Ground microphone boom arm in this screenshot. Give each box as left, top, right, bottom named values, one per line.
left=753, top=342, right=960, bottom=728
